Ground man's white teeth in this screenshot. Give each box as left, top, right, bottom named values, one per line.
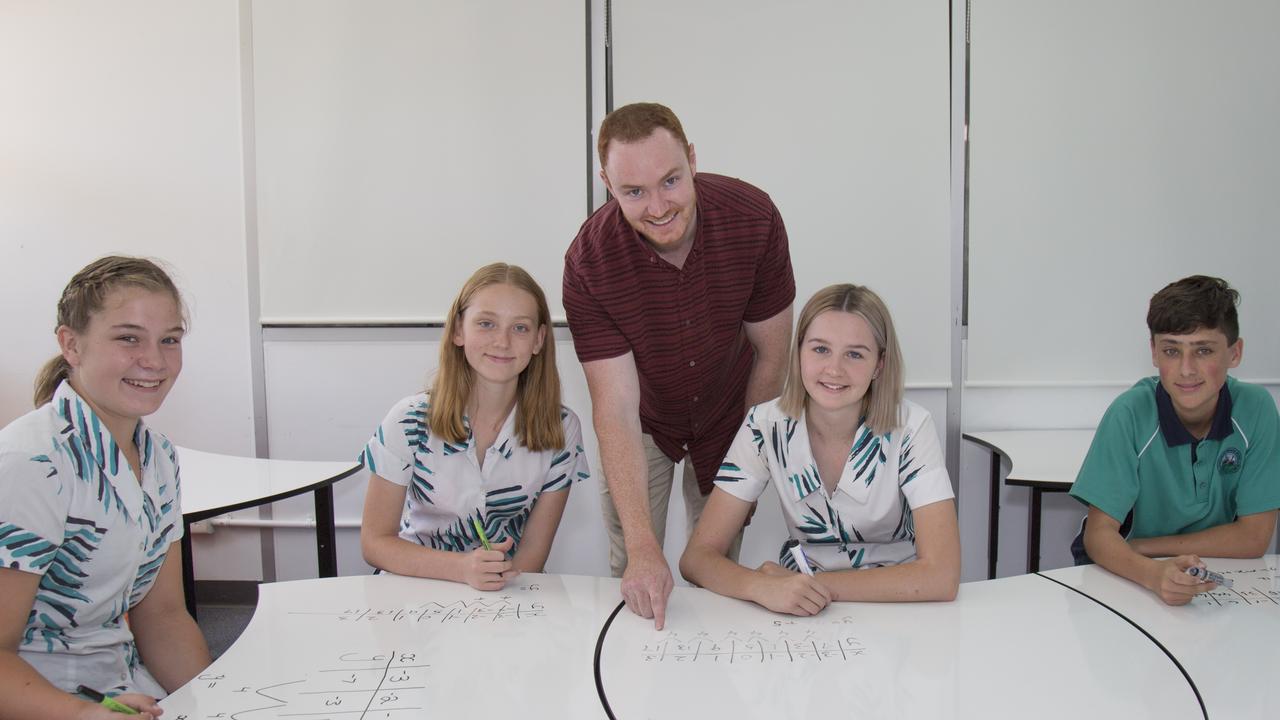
left=125, top=379, right=161, bottom=388
left=649, top=214, right=675, bottom=226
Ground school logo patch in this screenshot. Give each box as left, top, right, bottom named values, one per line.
left=1218, top=447, right=1242, bottom=475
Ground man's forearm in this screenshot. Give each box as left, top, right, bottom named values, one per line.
left=596, top=415, right=659, bottom=551
left=743, top=354, right=787, bottom=409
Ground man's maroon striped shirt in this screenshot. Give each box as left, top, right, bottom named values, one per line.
left=562, top=173, right=795, bottom=493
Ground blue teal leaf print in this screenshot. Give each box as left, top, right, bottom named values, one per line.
left=891, top=502, right=916, bottom=543
left=409, top=458, right=436, bottom=505
left=796, top=502, right=839, bottom=545
left=787, top=465, right=821, bottom=500
left=130, top=554, right=166, bottom=605
left=30, top=454, right=57, bottom=478
left=899, top=432, right=923, bottom=487
left=486, top=486, right=531, bottom=547
left=850, top=426, right=886, bottom=488
left=747, top=407, right=762, bottom=450
left=0, top=523, right=58, bottom=570
left=28, top=516, right=107, bottom=648
left=716, top=461, right=743, bottom=483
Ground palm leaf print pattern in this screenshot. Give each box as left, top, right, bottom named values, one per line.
left=56, top=396, right=131, bottom=521
left=891, top=431, right=923, bottom=543
left=27, top=516, right=107, bottom=650
left=849, top=425, right=888, bottom=488
left=0, top=522, right=58, bottom=571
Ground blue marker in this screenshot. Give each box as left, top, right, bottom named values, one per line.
left=785, top=539, right=814, bottom=577
left=1185, top=565, right=1233, bottom=588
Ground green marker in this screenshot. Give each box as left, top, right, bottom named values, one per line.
left=77, top=686, right=140, bottom=715
left=472, top=517, right=493, bottom=550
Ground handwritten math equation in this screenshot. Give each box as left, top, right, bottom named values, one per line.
left=1193, top=565, right=1280, bottom=608
left=289, top=589, right=546, bottom=626
left=170, top=650, right=426, bottom=720
left=641, top=628, right=868, bottom=664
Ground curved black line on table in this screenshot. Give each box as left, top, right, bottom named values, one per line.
left=593, top=600, right=626, bottom=720
left=1036, top=573, right=1207, bottom=720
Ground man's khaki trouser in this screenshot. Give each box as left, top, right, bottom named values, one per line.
left=599, top=433, right=744, bottom=578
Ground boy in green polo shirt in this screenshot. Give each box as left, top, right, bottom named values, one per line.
left=1070, top=275, right=1280, bottom=605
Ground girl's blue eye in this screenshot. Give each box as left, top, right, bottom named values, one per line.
left=514, top=324, right=530, bottom=333
left=162, top=336, right=182, bottom=345
left=847, top=351, right=863, bottom=360
left=812, top=345, right=829, bottom=354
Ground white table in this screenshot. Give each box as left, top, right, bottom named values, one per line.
left=1041, top=555, right=1280, bottom=719
left=965, top=430, right=1095, bottom=575
left=178, top=447, right=361, bottom=615
left=161, top=571, right=1203, bottom=719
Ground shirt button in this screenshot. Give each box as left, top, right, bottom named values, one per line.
left=693, top=396, right=699, bottom=402
left=689, top=360, right=696, bottom=367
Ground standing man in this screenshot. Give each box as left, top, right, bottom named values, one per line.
left=563, top=103, right=795, bottom=628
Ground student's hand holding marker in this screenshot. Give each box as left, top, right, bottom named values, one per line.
left=751, top=561, right=832, bottom=616
left=75, top=687, right=162, bottom=718
left=1148, top=555, right=1216, bottom=606
left=460, top=519, right=519, bottom=590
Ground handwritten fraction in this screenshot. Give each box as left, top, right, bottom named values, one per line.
left=1193, top=565, right=1280, bottom=608
left=289, top=589, right=546, bottom=625
left=170, top=649, right=427, bottom=720
left=640, top=628, right=868, bottom=664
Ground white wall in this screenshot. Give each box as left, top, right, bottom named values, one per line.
left=0, top=0, right=261, bottom=580
left=0, top=2, right=256, bottom=448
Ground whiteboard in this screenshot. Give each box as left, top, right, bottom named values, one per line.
left=160, top=573, right=610, bottom=718
left=968, top=1, right=1280, bottom=385
left=596, top=573, right=1199, bottom=718
left=252, top=0, right=587, bottom=323
left=612, top=1, right=954, bottom=385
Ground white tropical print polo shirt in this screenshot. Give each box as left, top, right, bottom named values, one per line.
left=716, top=398, right=953, bottom=571
left=360, top=393, right=590, bottom=554
left=0, top=381, right=180, bottom=696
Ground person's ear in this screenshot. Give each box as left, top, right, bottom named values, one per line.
left=57, top=326, right=82, bottom=368
left=1228, top=337, right=1243, bottom=369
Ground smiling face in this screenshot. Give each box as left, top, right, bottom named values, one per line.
left=452, top=283, right=547, bottom=390
left=1151, top=327, right=1242, bottom=431
left=599, top=128, right=698, bottom=259
left=58, top=286, right=185, bottom=444
left=799, top=310, right=884, bottom=420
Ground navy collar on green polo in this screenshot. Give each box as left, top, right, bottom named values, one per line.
left=1155, top=381, right=1233, bottom=446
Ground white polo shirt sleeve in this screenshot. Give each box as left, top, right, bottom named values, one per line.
left=359, top=393, right=427, bottom=487
left=0, top=440, right=69, bottom=576
left=897, top=405, right=954, bottom=509
left=713, top=403, right=774, bottom=503
left=541, top=408, right=590, bottom=494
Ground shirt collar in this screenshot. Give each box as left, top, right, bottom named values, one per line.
left=1155, top=380, right=1233, bottom=446
left=51, top=380, right=158, bottom=487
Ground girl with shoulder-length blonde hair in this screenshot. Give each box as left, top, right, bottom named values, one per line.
left=359, top=263, right=590, bottom=591
left=777, top=284, right=905, bottom=434
left=682, top=283, right=960, bottom=615
left=1, top=256, right=211, bottom=719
